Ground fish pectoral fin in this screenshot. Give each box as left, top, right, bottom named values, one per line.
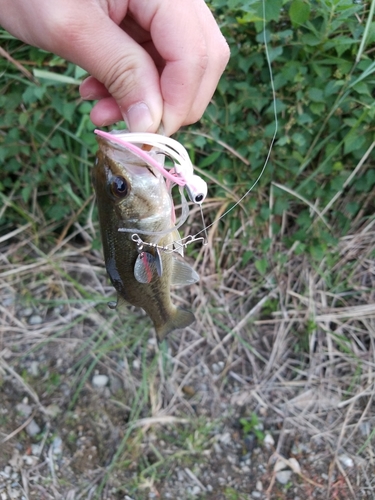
left=156, top=307, right=196, bottom=341
left=171, top=257, right=200, bottom=286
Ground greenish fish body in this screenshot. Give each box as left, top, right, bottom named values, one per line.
left=93, top=134, right=198, bottom=340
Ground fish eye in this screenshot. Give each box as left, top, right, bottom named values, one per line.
left=194, top=194, right=204, bottom=203
left=111, top=176, right=128, bottom=198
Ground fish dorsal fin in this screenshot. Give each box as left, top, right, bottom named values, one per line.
left=171, top=257, right=200, bottom=286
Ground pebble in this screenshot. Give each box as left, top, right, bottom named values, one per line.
left=176, top=470, right=185, bottom=482
left=251, top=492, right=262, bottom=499
left=132, top=359, right=141, bottom=370
left=359, top=421, right=370, bottom=437
left=23, top=455, right=37, bottom=466
left=190, top=485, right=201, bottom=496
left=53, top=305, right=64, bottom=315
left=264, top=433, right=275, bottom=448
left=31, top=444, right=41, bottom=455
left=256, top=480, right=263, bottom=491
left=218, top=432, right=231, bottom=445
left=291, top=442, right=310, bottom=454
left=26, top=419, right=41, bottom=437
left=28, top=315, right=43, bottom=325
left=19, top=307, right=33, bottom=317
left=109, top=375, right=122, bottom=394
left=29, top=361, right=39, bottom=377
left=92, top=374, right=109, bottom=388
left=15, top=403, right=32, bottom=417
left=2, top=466, right=11, bottom=478
left=276, top=470, right=292, bottom=485
left=52, top=436, right=63, bottom=455
left=45, top=404, right=61, bottom=418
left=3, top=294, right=15, bottom=307
left=244, top=435, right=256, bottom=452
left=211, top=361, right=224, bottom=374
left=338, top=454, right=354, bottom=468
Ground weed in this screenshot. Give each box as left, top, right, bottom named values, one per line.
left=240, top=413, right=265, bottom=442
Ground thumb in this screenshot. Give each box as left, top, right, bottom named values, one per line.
left=61, top=15, right=163, bottom=132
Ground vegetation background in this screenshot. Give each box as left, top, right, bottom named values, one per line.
left=1, top=0, right=375, bottom=498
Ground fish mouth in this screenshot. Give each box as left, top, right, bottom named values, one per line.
left=97, top=136, right=160, bottom=179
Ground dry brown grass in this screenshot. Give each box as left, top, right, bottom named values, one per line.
left=1, top=214, right=375, bottom=499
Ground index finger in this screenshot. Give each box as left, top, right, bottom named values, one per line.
left=129, top=0, right=229, bottom=135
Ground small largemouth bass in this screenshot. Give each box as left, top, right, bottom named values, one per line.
left=93, top=132, right=199, bottom=340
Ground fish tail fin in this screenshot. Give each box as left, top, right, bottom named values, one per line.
left=156, top=308, right=196, bottom=341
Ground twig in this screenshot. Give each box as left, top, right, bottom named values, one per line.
left=0, top=45, right=35, bottom=80
left=1, top=411, right=36, bottom=443
left=184, top=467, right=207, bottom=492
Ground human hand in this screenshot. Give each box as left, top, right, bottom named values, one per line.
left=0, top=0, right=229, bottom=135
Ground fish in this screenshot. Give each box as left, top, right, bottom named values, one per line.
left=92, top=132, right=199, bottom=340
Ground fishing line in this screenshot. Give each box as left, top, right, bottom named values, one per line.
left=190, top=0, right=278, bottom=241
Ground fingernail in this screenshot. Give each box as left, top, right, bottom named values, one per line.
left=124, top=102, right=154, bottom=132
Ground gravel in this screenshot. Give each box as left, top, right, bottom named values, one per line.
left=92, top=374, right=109, bottom=388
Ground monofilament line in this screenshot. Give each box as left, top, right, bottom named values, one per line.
left=192, top=0, right=278, bottom=239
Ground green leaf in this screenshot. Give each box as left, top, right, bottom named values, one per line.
left=289, top=0, right=311, bottom=25
left=251, top=0, right=283, bottom=23
left=255, top=258, right=268, bottom=275
left=344, top=134, right=365, bottom=155
left=301, top=33, right=321, bottom=46
left=198, top=150, right=222, bottom=168
left=308, top=87, right=325, bottom=103
left=267, top=46, right=283, bottom=63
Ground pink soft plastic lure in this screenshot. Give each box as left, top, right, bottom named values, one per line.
left=94, top=130, right=207, bottom=205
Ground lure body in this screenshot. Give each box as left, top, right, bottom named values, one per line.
left=93, top=134, right=198, bottom=340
